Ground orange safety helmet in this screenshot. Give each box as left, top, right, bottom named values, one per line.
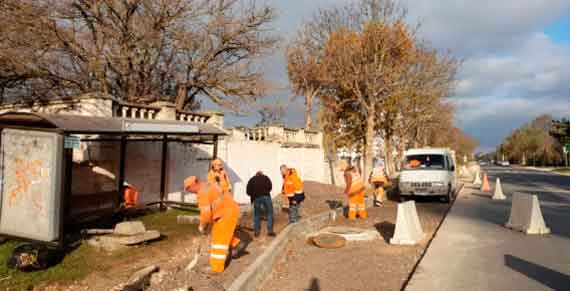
left=184, top=176, right=199, bottom=192
left=212, top=159, right=223, bottom=166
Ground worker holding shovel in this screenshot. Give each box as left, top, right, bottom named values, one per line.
left=340, top=160, right=367, bottom=220
left=184, top=176, right=246, bottom=273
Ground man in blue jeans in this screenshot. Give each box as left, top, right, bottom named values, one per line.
left=246, top=171, right=276, bottom=238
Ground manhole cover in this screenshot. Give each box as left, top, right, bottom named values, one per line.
left=312, top=233, right=346, bottom=249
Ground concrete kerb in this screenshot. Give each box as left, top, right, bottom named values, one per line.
left=227, top=196, right=374, bottom=291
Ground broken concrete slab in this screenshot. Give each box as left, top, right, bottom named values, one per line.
left=87, top=230, right=161, bottom=251
left=114, top=221, right=146, bottom=236
left=117, top=230, right=161, bottom=245
left=390, top=201, right=425, bottom=245
left=87, top=236, right=129, bottom=252
left=506, top=193, right=550, bottom=235
left=83, top=229, right=114, bottom=235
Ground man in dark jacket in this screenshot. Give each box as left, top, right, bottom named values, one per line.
left=246, top=171, right=275, bottom=237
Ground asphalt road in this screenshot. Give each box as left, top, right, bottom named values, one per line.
left=406, top=166, right=570, bottom=291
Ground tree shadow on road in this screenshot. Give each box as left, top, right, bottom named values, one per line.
left=504, top=254, right=570, bottom=290
left=374, top=221, right=395, bottom=243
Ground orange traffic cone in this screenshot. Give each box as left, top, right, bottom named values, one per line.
left=481, top=172, right=491, bottom=193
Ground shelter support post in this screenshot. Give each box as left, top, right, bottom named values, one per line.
left=159, top=135, right=168, bottom=211
left=117, top=136, right=127, bottom=205
left=213, top=135, right=218, bottom=159
left=59, top=146, right=73, bottom=247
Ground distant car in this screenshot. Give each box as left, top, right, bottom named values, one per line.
left=479, top=161, right=488, bottom=166
left=500, top=161, right=510, bottom=167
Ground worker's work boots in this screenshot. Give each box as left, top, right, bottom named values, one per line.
left=231, top=241, right=247, bottom=259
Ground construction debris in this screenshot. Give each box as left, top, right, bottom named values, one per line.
left=114, top=221, right=147, bottom=236
left=86, top=221, right=161, bottom=252
left=115, top=264, right=159, bottom=291
left=505, top=193, right=550, bottom=235
left=390, top=201, right=425, bottom=245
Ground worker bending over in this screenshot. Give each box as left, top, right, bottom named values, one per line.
left=208, top=159, right=232, bottom=195
left=280, top=165, right=305, bottom=223
left=184, top=176, right=244, bottom=273
left=369, top=161, right=388, bottom=207
left=340, top=161, right=367, bottom=220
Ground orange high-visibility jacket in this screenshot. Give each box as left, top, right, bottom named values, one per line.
left=346, top=171, right=365, bottom=196
left=282, top=169, right=303, bottom=197
left=123, top=186, right=139, bottom=208
left=197, top=183, right=240, bottom=226
left=208, top=169, right=232, bottom=192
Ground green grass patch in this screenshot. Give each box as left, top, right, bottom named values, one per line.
left=0, top=208, right=200, bottom=290
left=553, top=168, right=570, bottom=173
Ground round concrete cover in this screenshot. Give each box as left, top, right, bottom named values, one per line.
left=312, top=233, right=347, bottom=249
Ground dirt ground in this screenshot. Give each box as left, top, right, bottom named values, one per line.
left=30, top=181, right=342, bottom=291
left=258, top=197, right=451, bottom=291
left=146, top=181, right=345, bottom=291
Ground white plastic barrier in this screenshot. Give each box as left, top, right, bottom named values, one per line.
left=390, top=201, right=425, bottom=245
left=492, top=178, right=506, bottom=200
left=473, top=171, right=482, bottom=186
left=505, top=193, right=550, bottom=234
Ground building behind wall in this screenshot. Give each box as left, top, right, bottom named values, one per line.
left=0, top=94, right=329, bottom=205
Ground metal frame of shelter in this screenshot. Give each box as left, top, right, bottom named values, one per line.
left=0, top=111, right=226, bottom=246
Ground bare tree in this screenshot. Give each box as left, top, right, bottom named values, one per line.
left=0, top=0, right=277, bottom=111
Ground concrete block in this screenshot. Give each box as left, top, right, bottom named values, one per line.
left=473, top=171, right=482, bottom=186
left=492, top=178, right=506, bottom=200
left=505, top=193, right=550, bottom=235
left=390, top=201, right=425, bottom=245
left=114, top=221, right=146, bottom=236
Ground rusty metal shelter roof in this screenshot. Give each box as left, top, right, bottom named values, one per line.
left=0, top=111, right=226, bottom=136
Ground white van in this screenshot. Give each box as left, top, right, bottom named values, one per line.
left=398, top=148, right=457, bottom=203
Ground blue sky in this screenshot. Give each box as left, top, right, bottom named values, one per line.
left=206, top=0, right=570, bottom=152
left=545, top=17, right=570, bottom=43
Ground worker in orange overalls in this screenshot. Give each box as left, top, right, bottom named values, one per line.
left=280, top=165, right=304, bottom=223
left=369, top=160, right=388, bottom=207
left=184, top=176, right=244, bottom=273
left=340, top=160, right=367, bottom=220
left=122, top=182, right=139, bottom=209
left=208, top=158, right=232, bottom=195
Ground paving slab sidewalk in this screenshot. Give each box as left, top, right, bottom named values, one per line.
left=406, top=184, right=570, bottom=291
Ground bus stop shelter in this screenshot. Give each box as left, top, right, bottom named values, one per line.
left=0, top=111, right=226, bottom=245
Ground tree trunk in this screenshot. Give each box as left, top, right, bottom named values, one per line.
left=304, top=92, right=314, bottom=129
left=385, top=136, right=396, bottom=175
left=364, top=112, right=375, bottom=186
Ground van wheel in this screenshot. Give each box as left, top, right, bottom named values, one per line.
left=443, top=186, right=453, bottom=203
